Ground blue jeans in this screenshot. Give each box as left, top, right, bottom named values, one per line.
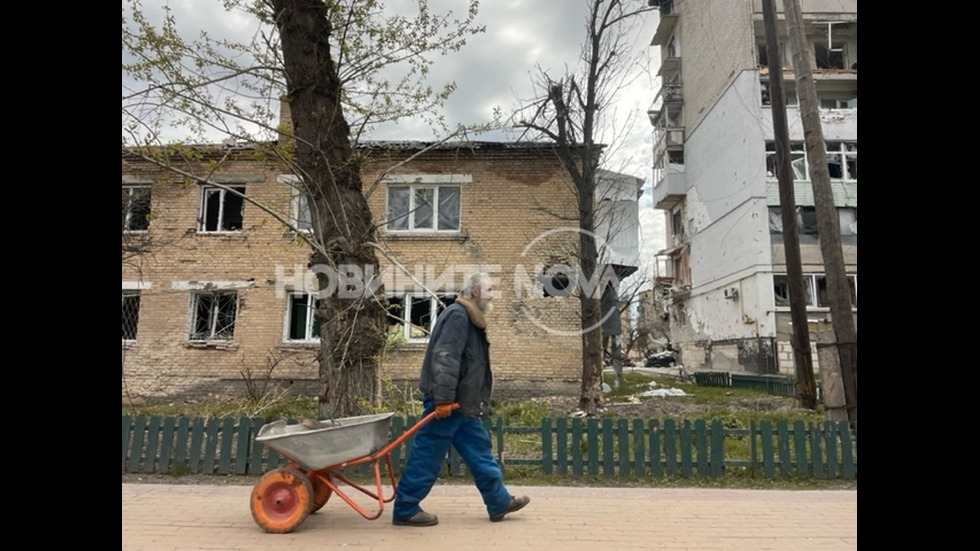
left=393, top=399, right=512, bottom=520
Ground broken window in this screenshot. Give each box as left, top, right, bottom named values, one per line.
left=200, top=185, right=245, bottom=232
left=827, top=142, right=858, bottom=180
left=814, top=41, right=845, bottom=69
left=293, top=191, right=313, bottom=233
left=816, top=275, right=858, bottom=307
left=772, top=275, right=814, bottom=307
left=839, top=208, right=857, bottom=236
left=122, top=186, right=151, bottom=232
left=286, top=292, right=319, bottom=341
left=122, top=291, right=141, bottom=341
left=386, top=293, right=456, bottom=340
left=767, top=141, right=856, bottom=182
left=774, top=273, right=856, bottom=309
left=671, top=209, right=684, bottom=241
left=387, top=185, right=461, bottom=232
left=190, top=291, right=238, bottom=340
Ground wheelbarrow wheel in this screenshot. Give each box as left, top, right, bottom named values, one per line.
left=250, top=467, right=313, bottom=533
left=309, top=473, right=332, bottom=513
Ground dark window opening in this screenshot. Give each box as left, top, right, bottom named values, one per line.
left=201, top=186, right=245, bottom=232
left=122, top=186, right=151, bottom=232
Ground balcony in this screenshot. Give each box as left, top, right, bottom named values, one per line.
left=650, top=163, right=686, bottom=211
left=650, top=1, right=678, bottom=46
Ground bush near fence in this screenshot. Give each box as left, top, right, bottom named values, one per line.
left=122, top=414, right=856, bottom=481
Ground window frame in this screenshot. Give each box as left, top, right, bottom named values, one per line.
left=386, top=292, right=457, bottom=342
left=122, top=291, right=141, bottom=342
left=199, top=185, right=245, bottom=233
left=773, top=273, right=857, bottom=310
left=189, top=291, right=239, bottom=341
left=284, top=291, right=320, bottom=342
left=766, top=142, right=857, bottom=182
left=386, top=184, right=461, bottom=233
left=122, top=185, right=152, bottom=233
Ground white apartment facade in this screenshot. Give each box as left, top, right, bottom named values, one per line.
left=647, top=0, right=857, bottom=374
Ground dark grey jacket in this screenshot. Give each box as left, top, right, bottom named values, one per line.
left=418, top=301, right=492, bottom=418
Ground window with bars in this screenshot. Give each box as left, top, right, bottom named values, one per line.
left=199, top=185, right=245, bottom=232
left=122, top=291, right=141, bottom=341
left=190, top=292, right=238, bottom=340
left=122, top=186, right=151, bottom=232
left=386, top=185, right=461, bottom=232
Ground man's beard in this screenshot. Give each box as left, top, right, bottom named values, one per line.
left=477, top=299, right=494, bottom=315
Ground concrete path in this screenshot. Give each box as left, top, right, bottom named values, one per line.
left=122, top=482, right=857, bottom=550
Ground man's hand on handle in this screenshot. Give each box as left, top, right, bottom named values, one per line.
left=434, top=403, right=455, bottom=419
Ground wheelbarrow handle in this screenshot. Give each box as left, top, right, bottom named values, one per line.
left=374, top=403, right=460, bottom=457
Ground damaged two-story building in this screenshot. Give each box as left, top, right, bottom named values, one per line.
left=122, top=139, right=643, bottom=404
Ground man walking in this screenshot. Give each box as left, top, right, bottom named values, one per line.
left=392, top=272, right=530, bottom=526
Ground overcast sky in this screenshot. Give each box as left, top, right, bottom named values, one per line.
left=124, top=0, right=667, bottom=285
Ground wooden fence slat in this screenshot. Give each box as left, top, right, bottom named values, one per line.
left=159, top=417, right=176, bottom=474
left=663, top=419, right=676, bottom=476
left=541, top=418, right=553, bottom=475
left=695, top=420, right=708, bottom=476
left=571, top=418, right=583, bottom=476
left=809, top=422, right=824, bottom=479
left=556, top=418, right=568, bottom=475
left=188, top=418, right=204, bottom=473
left=617, top=419, right=629, bottom=476
left=201, top=418, right=220, bottom=474
left=777, top=420, right=791, bottom=478
left=234, top=417, right=250, bottom=475
left=389, top=416, right=405, bottom=474
left=128, top=415, right=147, bottom=473
left=493, top=417, right=504, bottom=473
left=143, top=417, right=162, bottom=474
left=749, top=420, right=757, bottom=476
left=823, top=422, right=839, bottom=478
left=793, top=420, right=808, bottom=477
left=710, top=420, right=723, bottom=477
left=216, top=418, right=235, bottom=474
left=601, top=418, right=613, bottom=476
left=248, top=418, right=265, bottom=475
left=121, top=416, right=133, bottom=472
left=649, top=419, right=661, bottom=477
left=175, top=417, right=190, bottom=468
left=839, top=422, right=855, bottom=479
left=632, top=419, right=645, bottom=477
left=680, top=420, right=693, bottom=477
left=761, top=421, right=775, bottom=479
left=587, top=418, right=598, bottom=476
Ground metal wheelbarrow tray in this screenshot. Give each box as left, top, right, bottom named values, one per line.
left=249, top=407, right=452, bottom=534
left=255, top=412, right=396, bottom=471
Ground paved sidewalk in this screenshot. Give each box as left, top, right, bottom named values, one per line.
left=122, top=483, right=857, bottom=550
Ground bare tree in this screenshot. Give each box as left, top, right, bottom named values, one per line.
left=122, top=0, right=484, bottom=418
left=514, top=0, right=654, bottom=416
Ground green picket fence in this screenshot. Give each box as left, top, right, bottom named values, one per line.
left=121, top=415, right=856, bottom=480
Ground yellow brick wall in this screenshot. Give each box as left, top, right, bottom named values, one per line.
left=122, top=145, right=590, bottom=404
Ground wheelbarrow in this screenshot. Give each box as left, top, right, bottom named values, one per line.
left=249, top=406, right=454, bottom=533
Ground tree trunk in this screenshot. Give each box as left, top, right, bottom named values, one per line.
left=576, top=173, right=604, bottom=415
left=784, top=0, right=857, bottom=420
left=272, top=0, right=386, bottom=420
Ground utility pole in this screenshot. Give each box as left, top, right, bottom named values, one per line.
left=762, top=0, right=817, bottom=410
left=783, top=0, right=857, bottom=421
